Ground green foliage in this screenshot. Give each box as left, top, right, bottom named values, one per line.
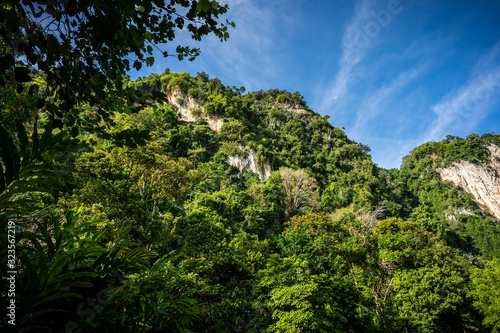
left=1, top=205, right=158, bottom=331
left=256, top=254, right=361, bottom=333
left=2, top=61, right=500, bottom=333
left=370, top=218, right=479, bottom=332
left=399, top=133, right=500, bottom=258
left=204, top=93, right=227, bottom=117
left=392, top=266, right=467, bottom=332
left=471, top=258, right=500, bottom=332
left=0, top=85, right=40, bottom=133
left=1, top=0, right=233, bottom=131
left=14, top=206, right=100, bottom=330
left=172, top=206, right=231, bottom=256
left=190, top=106, right=203, bottom=118
left=68, top=141, right=193, bottom=247
left=403, top=134, right=493, bottom=167
left=163, top=72, right=195, bottom=94
left=98, top=255, right=204, bottom=332
left=281, top=213, right=349, bottom=259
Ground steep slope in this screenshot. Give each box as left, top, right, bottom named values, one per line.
left=165, top=88, right=225, bottom=132
left=400, top=134, right=500, bottom=258
left=129, top=71, right=500, bottom=258
left=226, top=147, right=273, bottom=181
left=132, top=71, right=381, bottom=199
left=42, top=71, right=500, bottom=332
left=437, top=144, right=500, bottom=219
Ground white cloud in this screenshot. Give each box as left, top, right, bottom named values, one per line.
left=351, top=63, right=429, bottom=136
left=139, top=0, right=294, bottom=90
left=319, top=0, right=374, bottom=112
left=192, top=0, right=295, bottom=90
left=424, top=42, right=500, bottom=142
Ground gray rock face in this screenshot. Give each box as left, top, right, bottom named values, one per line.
left=165, top=90, right=224, bottom=132
left=282, top=102, right=307, bottom=114
left=227, top=148, right=272, bottom=181
left=437, top=144, right=500, bottom=220
left=164, top=89, right=281, bottom=182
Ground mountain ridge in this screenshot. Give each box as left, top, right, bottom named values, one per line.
left=134, top=71, right=499, bottom=227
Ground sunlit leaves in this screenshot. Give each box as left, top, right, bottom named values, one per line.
left=257, top=254, right=361, bottom=333
left=393, top=266, right=467, bottom=332
left=471, top=259, right=500, bottom=331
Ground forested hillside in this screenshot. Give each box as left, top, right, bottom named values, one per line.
left=2, top=1, right=500, bottom=331
left=2, top=68, right=500, bottom=332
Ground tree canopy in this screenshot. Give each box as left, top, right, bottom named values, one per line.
left=1, top=2, right=500, bottom=330
left=1, top=0, right=233, bottom=130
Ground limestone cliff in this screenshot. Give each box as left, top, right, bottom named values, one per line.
left=165, top=90, right=311, bottom=132
left=227, top=148, right=272, bottom=181
left=282, top=102, right=308, bottom=114
left=164, top=90, right=306, bottom=181
left=437, top=144, right=500, bottom=220
left=165, top=90, right=224, bottom=132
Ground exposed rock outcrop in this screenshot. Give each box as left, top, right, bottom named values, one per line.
left=282, top=102, right=308, bottom=114
left=165, top=90, right=224, bottom=132
left=227, top=148, right=272, bottom=181
left=445, top=207, right=475, bottom=222
left=437, top=144, right=500, bottom=220
left=165, top=90, right=311, bottom=132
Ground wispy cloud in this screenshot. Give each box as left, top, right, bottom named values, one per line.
left=348, top=61, right=432, bottom=169
left=377, top=47, right=500, bottom=168
left=142, top=0, right=293, bottom=90
left=319, top=0, right=373, bottom=112
left=194, top=0, right=294, bottom=90
left=423, top=42, right=500, bottom=142
left=318, top=0, right=415, bottom=115
left=351, top=63, right=429, bottom=136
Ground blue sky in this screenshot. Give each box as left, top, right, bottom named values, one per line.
left=134, top=0, right=500, bottom=169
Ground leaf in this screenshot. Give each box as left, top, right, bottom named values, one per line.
left=32, top=292, right=83, bottom=308
left=0, top=55, right=14, bottom=72
left=30, top=307, right=67, bottom=318
left=49, top=254, right=70, bottom=279
left=19, top=252, right=38, bottom=282
left=14, top=66, right=31, bottom=83
left=47, top=271, right=98, bottom=286
left=41, top=280, right=94, bottom=297
left=65, top=204, right=83, bottom=229
left=17, top=122, right=30, bottom=168
left=39, top=121, right=53, bottom=151
left=19, top=231, right=44, bottom=252
left=146, top=57, right=155, bottom=66
left=36, top=98, right=45, bottom=108
left=36, top=220, right=55, bottom=257
left=197, top=0, right=211, bottom=12
left=53, top=214, right=62, bottom=249
left=0, top=160, right=4, bottom=193
left=131, top=30, right=143, bottom=47
left=0, top=132, right=20, bottom=182
left=46, top=102, right=58, bottom=113
left=144, top=31, right=152, bottom=42
left=37, top=251, right=49, bottom=287
left=29, top=84, right=39, bottom=96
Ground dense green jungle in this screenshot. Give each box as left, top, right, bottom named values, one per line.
left=2, top=1, right=500, bottom=333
